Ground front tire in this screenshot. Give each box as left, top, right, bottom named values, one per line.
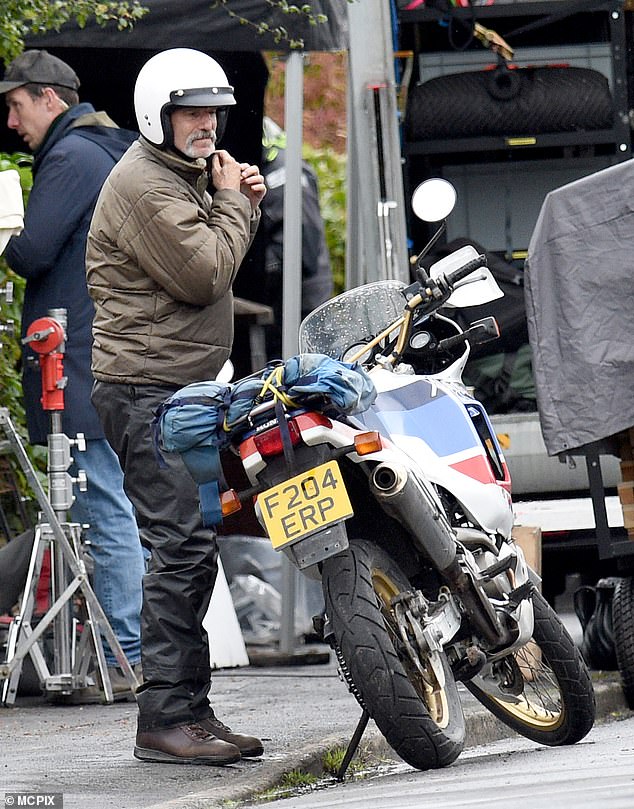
left=465, top=590, right=595, bottom=745
left=322, top=539, right=465, bottom=770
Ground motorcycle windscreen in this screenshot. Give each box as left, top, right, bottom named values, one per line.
left=299, top=280, right=407, bottom=358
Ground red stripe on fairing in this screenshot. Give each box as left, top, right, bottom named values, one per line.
left=450, top=455, right=512, bottom=493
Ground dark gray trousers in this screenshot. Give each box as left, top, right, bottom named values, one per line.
left=92, top=381, right=218, bottom=731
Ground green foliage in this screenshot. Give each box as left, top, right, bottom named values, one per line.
left=321, top=743, right=366, bottom=777
left=0, top=152, right=31, bottom=425
left=263, top=52, right=347, bottom=295
left=210, top=0, right=331, bottom=49
left=303, top=143, right=346, bottom=295
left=0, top=1, right=148, bottom=65
left=0, top=152, right=32, bottom=199
left=321, top=744, right=346, bottom=774
left=280, top=769, right=317, bottom=788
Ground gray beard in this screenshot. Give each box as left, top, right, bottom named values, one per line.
left=183, top=131, right=215, bottom=158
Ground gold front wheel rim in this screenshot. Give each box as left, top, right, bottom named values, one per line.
left=372, top=568, right=450, bottom=729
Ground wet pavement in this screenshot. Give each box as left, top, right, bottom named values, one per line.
left=0, top=647, right=629, bottom=809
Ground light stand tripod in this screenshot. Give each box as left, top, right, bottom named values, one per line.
left=0, top=309, right=138, bottom=705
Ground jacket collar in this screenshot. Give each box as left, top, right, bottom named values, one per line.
left=33, top=102, right=115, bottom=174
left=139, top=137, right=209, bottom=196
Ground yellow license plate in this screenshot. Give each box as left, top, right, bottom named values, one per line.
left=258, top=460, right=353, bottom=549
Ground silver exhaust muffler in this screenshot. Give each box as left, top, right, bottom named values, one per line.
left=370, top=461, right=505, bottom=646
left=370, top=462, right=456, bottom=572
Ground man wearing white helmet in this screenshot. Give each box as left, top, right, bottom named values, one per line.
left=86, top=48, right=266, bottom=765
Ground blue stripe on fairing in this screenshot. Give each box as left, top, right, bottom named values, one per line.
left=356, top=381, right=478, bottom=457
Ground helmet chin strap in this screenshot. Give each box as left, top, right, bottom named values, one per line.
left=160, top=107, right=175, bottom=150
left=215, top=108, right=228, bottom=143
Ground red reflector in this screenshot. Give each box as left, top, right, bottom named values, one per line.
left=253, top=420, right=301, bottom=458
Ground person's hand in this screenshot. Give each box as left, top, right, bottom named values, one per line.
left=209, top=150, right=242, bottom=191
left=239, top=163, right=267, bottom=212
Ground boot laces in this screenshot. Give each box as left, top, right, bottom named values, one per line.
left=184, top=723, right=212, bottom=741
left=207, top=712, right=231, bottom=732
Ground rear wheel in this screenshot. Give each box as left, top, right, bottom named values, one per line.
left=322, top=539, right=465, bottom=770
left=465, top=590, right=595, bottom=745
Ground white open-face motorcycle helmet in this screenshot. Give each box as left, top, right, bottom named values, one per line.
left=134, top=48, right=236, bottom=148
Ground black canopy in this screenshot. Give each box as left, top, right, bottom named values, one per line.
left=0, top=0, right=347, bottom=159
left=25, top=0, right=348, bottom=53
left=0, top=1, right=348, bottom=372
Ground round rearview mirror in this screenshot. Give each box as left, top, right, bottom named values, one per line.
left=411, top=179, right=457, bottom=222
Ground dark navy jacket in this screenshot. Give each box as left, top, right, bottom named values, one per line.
left=5, top=103, right=137, bottom=444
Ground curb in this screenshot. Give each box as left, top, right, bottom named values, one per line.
left=143, top=675, right=630, bottom=809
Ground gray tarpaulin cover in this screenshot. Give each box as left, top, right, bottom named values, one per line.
left=525, top=158, right=634, bottom=456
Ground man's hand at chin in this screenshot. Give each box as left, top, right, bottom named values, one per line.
left=209, top=149, right=242, bottom=192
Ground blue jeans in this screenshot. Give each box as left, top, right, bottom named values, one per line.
left=70, top=438, right=144, bottom=666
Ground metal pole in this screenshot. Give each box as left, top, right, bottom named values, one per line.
left=46, top=308, right=73, bottom=679
left=281, top=51, right=304, bottom=359
left=279, top=50, right=304, bottom=654
left=346, top=0, right=409, bottom=286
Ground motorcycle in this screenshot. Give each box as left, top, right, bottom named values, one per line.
left=156, top=179, right=596, bottom=772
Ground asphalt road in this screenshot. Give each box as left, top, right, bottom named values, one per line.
left=241, top=713, right=634, bottom=809
left=0, top=605, right=627, bottom=809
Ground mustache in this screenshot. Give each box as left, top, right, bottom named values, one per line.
left=187, top=129, right=215, bottom=145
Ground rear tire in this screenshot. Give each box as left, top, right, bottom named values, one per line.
left=465, top=590, right=595, bottom=745
left=322, top=539, right=465, bottom=770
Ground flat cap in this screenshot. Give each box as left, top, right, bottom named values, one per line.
left=0, top=50, right=80, bottom=94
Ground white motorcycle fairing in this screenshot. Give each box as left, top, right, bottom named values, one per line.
left=354, top=367, right=514, bottom=538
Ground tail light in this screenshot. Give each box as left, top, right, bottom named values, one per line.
left=253, top=419, right=302, bottom=458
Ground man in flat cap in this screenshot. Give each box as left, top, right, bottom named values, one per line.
left=0, top=49, right=145, bottom=700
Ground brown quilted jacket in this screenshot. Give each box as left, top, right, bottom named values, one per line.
left=86, top=137, right=259, bottom=386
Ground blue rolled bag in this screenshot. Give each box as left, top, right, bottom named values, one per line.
left=154, top=354, right=377, bottom=526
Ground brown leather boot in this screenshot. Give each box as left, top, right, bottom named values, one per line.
left=198, top=712, right=264, bottom=758
left=134, top=723, right=241, bottom=765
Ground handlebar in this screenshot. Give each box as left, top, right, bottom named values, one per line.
left=385, top=253, right=488, bottom=361
left=346, top=253, right=489, bottom=367
left=437, top=332, right=469, bottom=353
left=412, top=252, right=487, bottom=313
left=444, top=253, right=488, bottom=288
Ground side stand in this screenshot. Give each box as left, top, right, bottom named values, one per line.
left=336, top=709, right=370, bottom=782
